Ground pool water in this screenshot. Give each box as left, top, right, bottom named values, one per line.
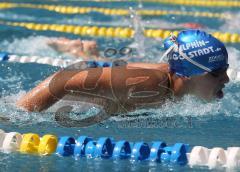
left=0, top=0, right=240, bottom=171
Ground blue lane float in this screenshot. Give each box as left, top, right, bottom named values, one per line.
left=161, top=143, right=189, bottom=165
left=74, top=136, right=92, bottom=157
left=112, top=140, right=131, bottom=159
left=91, top=137, right=113, bottom=158
left=0, top=52, right=9, bottom=61
left=131, top=142, right=150, bottom=161
left=149, top=141, right=166, bottom=162
left=55, top=135, right=189, bottom=165
left=56, top=136, right=75, bottom=156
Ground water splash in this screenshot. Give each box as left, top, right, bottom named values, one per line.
left=221, top=12, right=240, bottom=33
left=129, top=7, right=146, bottom=59
left=227, top=46, right=240, bottom=69
left=0, top=91, right=54, bottom=126
left=0, top=36, right=59, bottom=57
left=111, top=86, right=240, bottom=125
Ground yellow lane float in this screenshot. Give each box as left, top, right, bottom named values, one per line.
left=19, top=133, right=58, bottom=155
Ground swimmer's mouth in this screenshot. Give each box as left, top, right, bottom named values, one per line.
left=216, top=85, right=225, bottom=99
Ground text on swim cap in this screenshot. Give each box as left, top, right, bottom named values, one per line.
left=180, top=40, right=208, bottom=51
left=208, top=55, right=225, bottom=63
left=170, top=46, right=215, bottom=60
left=188, top=46, right=214, bottom=58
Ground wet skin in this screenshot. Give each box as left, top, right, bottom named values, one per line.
left=187, top=68, right=229, bottom=101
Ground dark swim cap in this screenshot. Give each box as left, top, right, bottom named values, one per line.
left=163, top=30, right=229, bottom=77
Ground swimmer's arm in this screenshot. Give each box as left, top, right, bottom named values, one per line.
left=17, top=63, right=168, bottom=112
left=16, top=68, right=114, bottom=112
left=16, top=72, right=66, bottom=112
left=48, top=38, right=100, bottom=60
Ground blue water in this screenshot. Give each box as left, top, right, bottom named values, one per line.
left=0, top=1, right=240, bottom=171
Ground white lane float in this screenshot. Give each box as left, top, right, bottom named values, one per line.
left=6, top=54, right=74, bottom=68
left=188, top=146, right=240, bottom=169
left=0, top=129, right=5, bottom=148
left=226, top=147, right=240, bottom=169
left=0, top=130, right=22, bottom=153
left=208, top=147, right=227, bottom=169
left=1, top=132, right=22, bottom=153
left=188, top=146, right=210, bottom=166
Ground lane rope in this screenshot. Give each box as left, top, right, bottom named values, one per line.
left=0, top=3, right=231, bottom=19
left=47, top=0, right=240, bottom=8
left=1, top=20, right=240, bottom=43
left=0, top=52, right=240, bottom=81
left=0, top=129, right=239, bottom=169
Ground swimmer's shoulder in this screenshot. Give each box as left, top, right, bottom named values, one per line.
left=127, top=62, right=170, bottom=73
left=126, top=62, right=171, bottom=88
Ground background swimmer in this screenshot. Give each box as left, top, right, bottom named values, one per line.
left=48, top=38, right=100, bottom=60
left=47, top=22, right=205, bottom=60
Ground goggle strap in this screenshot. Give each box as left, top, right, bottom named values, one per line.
left=158, top=45, right=175, bottom=63
left=160, top=34, right=212, bottom=74
left=178, top=47, right=212, bottom=73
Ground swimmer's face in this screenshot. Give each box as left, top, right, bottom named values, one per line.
left=190, top=68, right=229, bottom=100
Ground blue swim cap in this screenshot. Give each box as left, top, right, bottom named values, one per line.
left=164, top=30, right=228, bottom=77
left=163, top=37, right=174, bottom=50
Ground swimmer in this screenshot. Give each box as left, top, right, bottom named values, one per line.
left=48, top=37, right=100, bottom=60
left=48, top=23, right=204, bottom=59
left=17, top=30, right=229, bottom=124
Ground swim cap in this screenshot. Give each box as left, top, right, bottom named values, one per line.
left=164, top=30, right=228, bottom=77
left=163, top=37, right=174, bottom=50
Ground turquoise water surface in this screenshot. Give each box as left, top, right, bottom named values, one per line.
left=0, top=0, right=240, bottom=171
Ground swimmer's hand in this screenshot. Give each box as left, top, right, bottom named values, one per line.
left=47, top=38, right=100, bottom=60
